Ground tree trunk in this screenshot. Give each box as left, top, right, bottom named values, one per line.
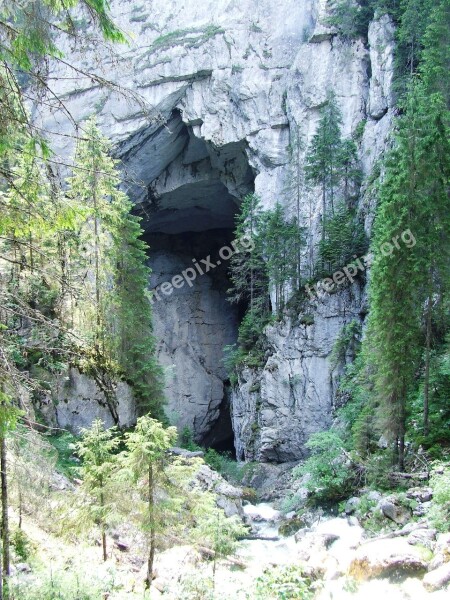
left=398, top=392, right=407, bottom=472
left=100, top=488, right=107, bottom=562
left=296, top=135, right=301, bottom=287
left=146, top=462, right=155, bottom=589
left=423, top=285, right=433, bottom=437
left=1, top=436, right=10, bottom=588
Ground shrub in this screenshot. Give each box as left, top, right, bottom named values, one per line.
left=9, top=570, right=109, bottom=599
left=11, top=528, right=33, bottom=561
left=294, top=431, right=357, bottom=504
left=255, top=564, right=316, bottom=599
left=179, top=425, right=201, bottom=451
left=428, top=463, right=450, bottom=532
left=46, top=431, right=80, bottom=478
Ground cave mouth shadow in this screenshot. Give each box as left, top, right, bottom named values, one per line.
left=200, top=382, right=236, bottom=458
left=128, top=111, right=256, bottom=458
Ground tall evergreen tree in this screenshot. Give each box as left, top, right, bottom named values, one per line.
left=228, top=193, right=269, bottom=313
left=305, top=92, right=344, bottom=227
left=120, top=416, right=177, bottom=589
left=363, top=1, right=450, bottom=468
left=67, top=118, right=165, bottom=419
left=77, top=419, right=119, bottom=562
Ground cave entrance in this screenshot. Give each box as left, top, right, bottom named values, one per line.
left=126, top=110, right=254, bottom=455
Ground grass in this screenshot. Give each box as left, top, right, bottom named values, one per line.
left=46, top=431, right=80, bottom=479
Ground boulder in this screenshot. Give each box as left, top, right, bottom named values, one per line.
left=407, top=528, right=437, bottom=549
left=243, top=503, right=280, bottom=523
left=428, top=533, right=450, bottom=570
left=15, top=563, right=32, bottom=573
left=345, top=497, right=361, bottom=515
left=195, top=464, right=243, bottom=518
left=423, top=562, right=450, bottom=592
left=378, top=498, right=410, bottom=524
left=169, top=447, right=205, bottom=458
left=406, top=487, right=433, bottom=503
left=349, top=538, right=429, bottom=580
left=296, top=531, right=339, bottom=562
left=367, top=491, right=382, bottom=503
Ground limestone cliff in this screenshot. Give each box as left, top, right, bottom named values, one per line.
left=40, top=1, right=395, bottom=459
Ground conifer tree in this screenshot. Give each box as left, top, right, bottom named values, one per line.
left=77, top=419, right=119, bottom=562
left=67, top=117, right=165, bottom=419
left=364, top=1, right=450, bottom=466
left=228, top=193, right=269, bottom=314
left=305, top=92, right=344, bottom=228
left=120, top=417, right=177, bottom=589
left=260, top=204, right=301, bottom=314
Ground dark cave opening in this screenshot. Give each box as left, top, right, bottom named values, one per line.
left=125, top=110, right=255, bottom=455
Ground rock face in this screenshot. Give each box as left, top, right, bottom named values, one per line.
left=41, top=368, right=136, bottom=431
left=41, top=0, right=395, bottom=458
left=232, top=285, right=366, bottom=461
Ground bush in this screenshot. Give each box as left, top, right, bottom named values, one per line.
left=294, top=431, right=357, bottom=504
left=46, top=431, right=80, bottom=478
left=325, top=1, right=374, bottom=40
left=203, top=449, right=242, bottom=484
left=179, top=426, right=201, bottom=451
left=9, top=570, right=108, bottom=599
left=255, top=564, right=316, bottom=599
left=11, top=528, right=33, bottom=561
left=428, top=463, right=450, bottom=532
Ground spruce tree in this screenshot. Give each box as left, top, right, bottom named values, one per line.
left=77, top=419, right=119, bottom=562
left=120, top=416, right=177, bottom=589
left=305, top=92, right=344, bottom=226
left=67, top=117, right=165, bottom=420
left=228, top=193, right=269, bottom=314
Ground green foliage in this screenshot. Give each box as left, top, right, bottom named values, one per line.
left=409, top=337, right=450, bottom=453
left=9, top=569, right=112, bottom=600
left=330, top=320, right=362, bottom=369
left=179, top=425, right=201, bottom=451
left=260, top=203, right=305, bottom=314
left=145, top=24, right=224, bottom=56
left=294, top=431, right=357, bottom=504
left=11, top=528, right=32, bottom=561
left=353, top=119, right=367, bottom=143
left=254, top=564, right=316, bottom=600
left=227, top=193, right=305, bottom=379
left=428, top=464, right=450, bottom=531
left=316, top=205, right=368, bottom=277
left=47, top=432, right=80, bottom=479
left=326, top=0, right=374, bottom=40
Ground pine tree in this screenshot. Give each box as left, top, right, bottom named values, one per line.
left=305, top=92, right=344, bottom=227
left=67, top=117, right=165, bottom=420
left=260, top=204, right=301, bottom=314
left=228, top=193, right=269, bottom=314
left=76, top=419, right=119, bottom=562
left=120, top=416, right=177, bottom=589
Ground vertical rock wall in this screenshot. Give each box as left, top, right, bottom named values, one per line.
left=40, top=0, right=396, bottom=459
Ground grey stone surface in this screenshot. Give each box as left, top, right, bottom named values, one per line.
left=54, top=368, right=136, bottom=432
left=39, top=1, right=396, bottom=457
